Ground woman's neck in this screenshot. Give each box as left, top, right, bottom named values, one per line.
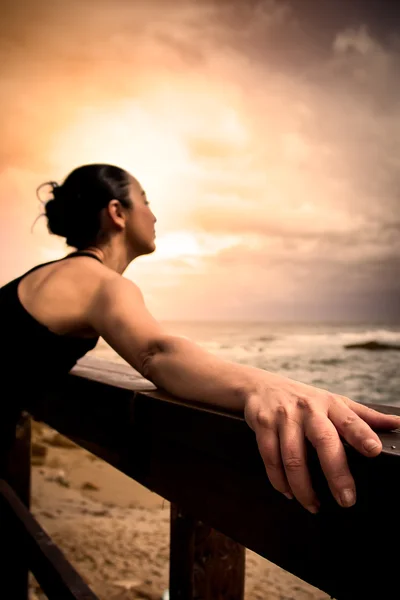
left=81, top=243, right=134, bottom=274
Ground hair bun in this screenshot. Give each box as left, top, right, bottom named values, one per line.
left=45, top=192, right=69, bottom=238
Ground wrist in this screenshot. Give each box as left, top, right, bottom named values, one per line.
left=239, top=371, right=269, bottom=430
left=241, top=369, right=290, bottom=430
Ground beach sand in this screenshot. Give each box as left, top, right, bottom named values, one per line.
left=29, top=421, right=330, bottom=600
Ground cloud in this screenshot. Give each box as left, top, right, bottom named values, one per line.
left=0, top=0, right=399, bottom=320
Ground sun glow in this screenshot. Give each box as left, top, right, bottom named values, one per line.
left=154, top=231, right=201, bottom=259
left=48, top=101, right=199, bottom=222
left=148, top=230, right=241, bottom=261
left=49, top=87, right=249, bottom=217
left=48, top=93, right=250, bottom=266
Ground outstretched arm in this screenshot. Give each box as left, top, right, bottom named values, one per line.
left=87, top=275, right=400, bottom=513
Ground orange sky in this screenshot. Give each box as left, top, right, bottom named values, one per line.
left=1, top=0, right=399, bottom=321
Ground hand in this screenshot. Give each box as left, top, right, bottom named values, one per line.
left=243, top=373, right=400, bottom=513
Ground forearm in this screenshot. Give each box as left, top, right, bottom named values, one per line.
left=142, top=335, right=265, bottom=411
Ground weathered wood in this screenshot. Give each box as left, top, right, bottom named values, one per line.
left=0, top=480, right=99, bottom=600
left=170, top=504, right=245, bottom=600
left=0, top=409, right=31, bottom=599
left=23, top=357, right=400, bottom=600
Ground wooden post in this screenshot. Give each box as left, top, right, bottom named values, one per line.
left=0, top=409, right=31, bottom=599
left=169, top=503, right=245, bottom=600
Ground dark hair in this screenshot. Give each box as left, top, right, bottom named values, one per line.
left=42, top=164, right=132, bottom=249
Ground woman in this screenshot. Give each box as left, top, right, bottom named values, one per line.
left=2, top=163, right=399, bottom=515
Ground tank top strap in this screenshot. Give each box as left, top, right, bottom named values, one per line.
left=16, top=251, right=103, bottom=282
left=19, top=260, right=61, bottom=279
left=63, top=251, right=103, bottom=264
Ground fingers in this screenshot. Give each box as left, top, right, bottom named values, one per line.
left=278, top=416, right=319, bottom=513
left=329, top=401, right=382, bottom=456
left=342, top=398, right=400, bottom=432
left=305, top=412, right=356, bottom=508
left=252, top=394, right=395, bottom=513
left=255, top=427, right=293, bottom=500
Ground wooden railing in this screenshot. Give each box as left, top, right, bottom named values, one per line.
left=0, top=355, right=399, bottom=600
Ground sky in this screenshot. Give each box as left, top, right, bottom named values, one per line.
left=1, top=0, right=399, bottom=322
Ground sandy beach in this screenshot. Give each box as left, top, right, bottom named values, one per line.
left=29, top=420, right=330, bottom=600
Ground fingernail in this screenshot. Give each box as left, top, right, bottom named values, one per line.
left=363, top=439, right=380, bottom=453
left=306, top=504, right=319, bottom=514
left=284, top=492, right=294, bottom=500
left=340, top=489, right=356, bottom=508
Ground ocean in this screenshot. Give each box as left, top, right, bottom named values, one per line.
left=89, top=321, right=400, bottom=408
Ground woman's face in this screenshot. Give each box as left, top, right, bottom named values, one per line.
left=124, top=176, right=157, bottom=257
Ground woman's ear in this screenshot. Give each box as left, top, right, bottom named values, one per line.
left=105, top=199, right=126, bottom=230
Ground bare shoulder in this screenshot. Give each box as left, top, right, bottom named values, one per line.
left=18, top=256, right=120, bottom=336
left=90, top=268, right=144, bottom=305
left=53, top=255, right=118, bottom=289
left=87, top=271, right=150, bottom=329
left=22, top=256, right=116, bottom=300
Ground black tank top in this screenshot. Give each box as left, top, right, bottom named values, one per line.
left=0, top=251, right=102, bottom=391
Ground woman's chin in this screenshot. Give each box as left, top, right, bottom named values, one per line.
left=145, top=240, right=156, bottom=254
left=131, top=238, right=156, bottom=257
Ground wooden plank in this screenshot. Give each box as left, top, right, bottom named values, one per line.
left=169, top=504, right=245, bottom=600
left=0, top=409, right=31, bottom=599
left=0, top=480, right=99, bottom=600
left=23, top=359, right=400, bottom=600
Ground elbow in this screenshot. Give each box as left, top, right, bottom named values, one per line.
left=139, top=342, right=160, bottom=381
left=138, top=335, right=183, bottom=381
